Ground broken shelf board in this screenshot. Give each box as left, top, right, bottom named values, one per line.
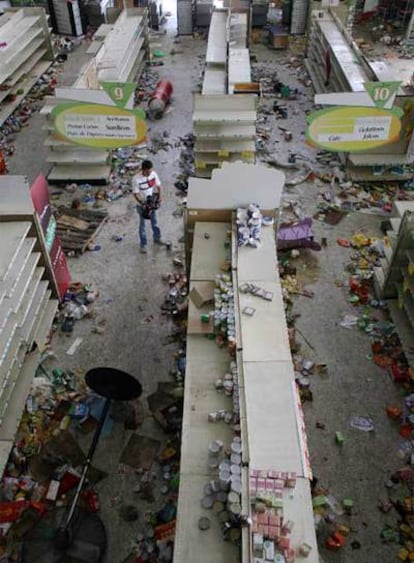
left=47, top=164, right=111, bottom=185
left=346, top=164, right=412, bottom=182
left=46, top=150, right=109, bottom=165
left=348, top=153, right=413, bottom=166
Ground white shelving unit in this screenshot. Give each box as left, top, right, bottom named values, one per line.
left=197, top=6, right=256, bottom=177
left=202, top=9, right=228, bottom=95
left=0, top=176, right=59, bottom=477
left=42, top=8, right=149, bottom=185
left=305, top=9, right=372, bottom=94
left=0, top=8, right=54, bottom=127
left=175, top=163, right=318, bottom=562
left=374, top=202, right=414, bottom=368
left=228, top=48, right=251, bottom=94
left=193, top=94, right=256, bottom=177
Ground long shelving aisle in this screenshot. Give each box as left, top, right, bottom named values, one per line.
left=195, top=6, right=257, bottom=178
left=175, top=163, right=317, bottom=561
left=42, top=8, right=149, bottom=185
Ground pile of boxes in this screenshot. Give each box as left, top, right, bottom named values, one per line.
left=250, top=468, right=312, bottom=562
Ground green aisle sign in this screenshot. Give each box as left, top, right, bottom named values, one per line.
left=364, top=82, right=402, bottom=109
left=101, top=82, right=137, bottom=109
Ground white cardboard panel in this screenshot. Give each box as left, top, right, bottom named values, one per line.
left=237, top=227, right=278, bottom=282
left=238, top=282, right=291, bottom=362
left=188, top=162, right=284, bottom=210
left=244, top=361, right=304, bottom=474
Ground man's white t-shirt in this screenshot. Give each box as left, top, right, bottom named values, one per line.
left=133, top=170, right=161, bottom=200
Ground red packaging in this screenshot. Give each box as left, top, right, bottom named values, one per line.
left=250, top=469, right=260, bottom=477
left=265, top=479, right=274, bottom=491
left=326, top=537, right=341, bottom=551
left=262, top=525, right=269, bottom=537
left=257, top=512, right=268, bottom=525
left=58, top=471, right=80, bottom=495
left=333, top=532, right=346, bottom=546
left=268, top=515, right=278, bottom=527
left=284, top=547, right=296, bottom=563
left=278, top=536, right=290, bottom=550
left=81, top=490, right=99, bottom=512
left=267, top=526, right=277, bottom=540
left=0, top=501, right=30, bottom=523
left=249, top=478, right=257, bottom=493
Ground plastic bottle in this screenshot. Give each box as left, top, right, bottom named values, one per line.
left=325, top=494, right=344, bottom=516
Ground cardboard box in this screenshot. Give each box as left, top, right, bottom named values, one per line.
left=189, top=282, right=214, bottom=308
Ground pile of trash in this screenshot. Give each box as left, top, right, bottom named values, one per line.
left=58, top=282, right=99, bottom=334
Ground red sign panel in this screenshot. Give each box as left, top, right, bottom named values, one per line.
left=30, top=174, right=70, bottom=300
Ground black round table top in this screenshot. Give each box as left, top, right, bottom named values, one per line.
left=85, top=367, right=142, bottom=401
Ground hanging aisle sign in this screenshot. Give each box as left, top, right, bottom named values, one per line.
left=52, top=102, right=147, bottom=149
left=306, top=81, right=404, bottom=152
left=52, top=82, right=147, bottom=149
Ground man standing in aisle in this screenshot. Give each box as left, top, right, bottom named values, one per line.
left=132, top=159, right=163, bottom=253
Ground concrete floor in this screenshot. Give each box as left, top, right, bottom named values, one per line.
left=6, top=5, right=410, bottom=563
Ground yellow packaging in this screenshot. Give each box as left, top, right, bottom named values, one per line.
left=401, top=524, right=412, bottom=536
left=398, top=548, right=409, bottom=561
left=336, top=524, right=350, bottom=537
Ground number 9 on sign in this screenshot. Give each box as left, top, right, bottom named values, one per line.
left=112, top=86, right=124, bottom=101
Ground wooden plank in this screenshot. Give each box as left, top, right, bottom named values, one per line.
left=55, top=207, right=108, bottom=254
left=57, top=214, right=89, bottom=231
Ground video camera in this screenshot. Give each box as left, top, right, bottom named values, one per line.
left=142, top=193, right=160, bottom=219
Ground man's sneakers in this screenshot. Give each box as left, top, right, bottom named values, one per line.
left=154, top=239, right=164, bottom=246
